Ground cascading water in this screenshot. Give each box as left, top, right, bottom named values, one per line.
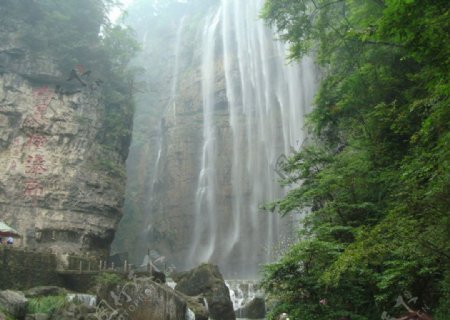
left=169, top=16, right=186, bottom=123
left=185, top=308, right=196, bottom=320
left=140, top=16, right=186, bottom=244
left=115, top=0, right=317, bottom=278
left=226, top=280, right=263, bottom=312
left=140, top=119, right=164, bottom=240
left=66, top=294, right=97, bottom=308
left=188, top=0, right=317, bottom=277
left=189, top=8, right=223, bottom=265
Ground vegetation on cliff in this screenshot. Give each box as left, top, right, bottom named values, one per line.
left=261, top=0, right=449, bottom=319
left=0, top=0, right=139, bottom=157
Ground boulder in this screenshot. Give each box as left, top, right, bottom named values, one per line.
left=49, top=302, right=95, bottom=320
left=140, top=256, right=166, bottom=284
left=174, top=263, right=235, bottom=320
left=0, top=290, right=28, bottom=319
left=96, top=277, right=187, bottom=320
left=235, top=297, right=266, bottom=319
left=24, top=286, right=67, bottom=298
left=176, top=293, right=209, bottom=320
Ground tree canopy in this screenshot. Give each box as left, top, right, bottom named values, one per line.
left=260, top=0, right=449, bottom=319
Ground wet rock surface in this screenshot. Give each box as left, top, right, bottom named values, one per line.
left=235, top=297, right=266, bottom=319
left=176, top=293, right=209, bottom=320
left=174, top=263, right=235, bottom=320
left=95, top=276, right=187, bottom=320
left=24, top=286, right=67, bottom=298
left=0, top=290, right=28, bottom=319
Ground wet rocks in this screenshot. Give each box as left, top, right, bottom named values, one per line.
left=0, top=290, right=28, bottom=319
left=48, top=302, right=95, bottom=320
left=235, top=296, right=266, bottom=319
left=176, top=293, right=209, bottom=320
left=24, top=286, right=67, bottom=298
left=96, top=277, right=187, bottom=320
left=173, top=263, right=235, bottom=320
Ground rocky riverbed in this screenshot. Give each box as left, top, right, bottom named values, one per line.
left=0, top=263, right=266, bottom=320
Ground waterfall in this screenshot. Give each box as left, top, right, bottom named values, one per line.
left=226, top=280, right=262, bottom=312
left=185, top=308, right=196, bottom=320
left=188, top=0, right=317, bottom=277
left=66, top=294, right=97, bottom=308
left=189, top=7, right=223, bottom=265
left=140, top=17, right=186, bottom=245
left=141, top=120, right=164, bottom=240
left=170, top=16, right=186, bottom=123
left=117, top=0, right=317, bottom=277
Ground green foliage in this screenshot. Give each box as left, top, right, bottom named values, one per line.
left=95, top=272, right=122, bottom=286
left=261, top=0, right=449, bottom=319
left=26, top=295, right=67, bottom=315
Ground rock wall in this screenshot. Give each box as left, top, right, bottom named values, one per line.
left=113, top=4, right=231, bottom=268
left=0, top=40, right=131, bottom=259
left=114, top=0, right=312, bottom=277
left=0, top=247, right=62, bottom=290
left=112, top=7, right=205, bottom=266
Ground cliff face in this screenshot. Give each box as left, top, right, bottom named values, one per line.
left=114, top=0, right=317, bottom=277
left=143, top=60, right=231, bottom=268
left=0, top=38, right=132, bottom=259
left=112, top=9, right=212, bottom=266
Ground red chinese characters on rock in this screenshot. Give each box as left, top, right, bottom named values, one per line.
left=32, top=86, right=53, bottom=108
left=17, top=86, right=54, bottom=205
left=31, top=86, right=54, bottom=124
left=25, top=154, right=47, bottom=176
left=26, top=134, right=47, bottom=149
left=23, top=180, right=44, bottom=197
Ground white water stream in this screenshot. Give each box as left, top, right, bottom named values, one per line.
left=188, top=0, right=317, bottom=277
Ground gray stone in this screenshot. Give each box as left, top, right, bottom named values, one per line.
left=0, top=290, right=28, bottom=319
left=174, top=263, right=235, bottom=320
left=235, top=297, right=266, bottom=319
left=96, top=277, right=187, bottom=320
left=175, top=293, right=209, bottom=320
left=25, top=314, right=50, bottom=320
left=24, top=286, right=67, bottom=298
left=0, top=39, right=132, bottom=261
left=49, top=302, right=92, bottom=320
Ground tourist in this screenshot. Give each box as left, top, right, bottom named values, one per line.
left=6, top=237, right=13, bottom=245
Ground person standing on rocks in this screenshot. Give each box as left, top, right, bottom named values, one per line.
left=6, top=237, right=13, bottom=245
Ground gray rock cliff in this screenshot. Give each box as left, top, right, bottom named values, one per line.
left=0, top=34, right=132, bottom=261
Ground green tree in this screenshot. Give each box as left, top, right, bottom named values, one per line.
left=261, top=0, right=450, bottom=319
